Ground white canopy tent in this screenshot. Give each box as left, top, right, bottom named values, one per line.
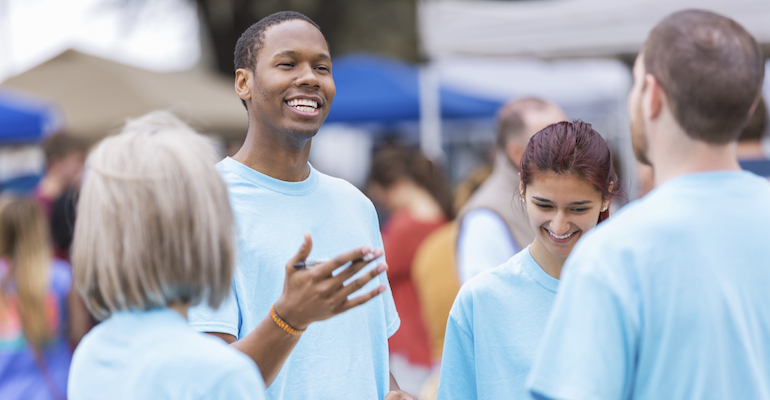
left=418, top=0, right=770, bottom=59
left=416, top=0, right=770, bottom=198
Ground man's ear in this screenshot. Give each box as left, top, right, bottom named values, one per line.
left=645, top=74, right=664, bottom=120
left=235, top=68, right=253, bottom=103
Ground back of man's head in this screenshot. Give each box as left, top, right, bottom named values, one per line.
left=644, top=9, right=764, bottom=144
left=496, top=98, right=565, bottom=149
left=42, top=133, right=88, bottom=170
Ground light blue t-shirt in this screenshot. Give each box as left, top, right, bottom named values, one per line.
left=437, top=246, right=557, bottom=400
left=189, top=158, right=400, bottom=400
left=528, top=171, right=770, bottom=400
left=68, top=308, right=266, bottom=400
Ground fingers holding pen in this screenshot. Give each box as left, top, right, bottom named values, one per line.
left=286, top=233, right=313, bottom=273
left=277, top=237, right=388, bottom=328
left=312, top=246, right=382, bottom=279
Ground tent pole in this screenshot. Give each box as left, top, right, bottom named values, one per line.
left=419, top=63, right=444, bottom=161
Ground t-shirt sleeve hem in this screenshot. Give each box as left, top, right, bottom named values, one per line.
left=386, top=316, right=401, bottom=338
left=189, top=322, right=239, bottom=338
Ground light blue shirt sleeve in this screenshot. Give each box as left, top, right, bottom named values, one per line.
left=457, top=209, right=518, bottom=284
left=188, top=284, right=240, bottom=337
left=436, top=294, right=477, bottom=400
left=527, top=268, right=638, bottom=400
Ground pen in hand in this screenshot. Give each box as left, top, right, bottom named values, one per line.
left=293, top=252, right=377, bottom=269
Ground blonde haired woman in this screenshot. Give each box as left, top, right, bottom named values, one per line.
left=0, top=197, right=73, bottom=400
left=68, top=112, right=267, bottom=399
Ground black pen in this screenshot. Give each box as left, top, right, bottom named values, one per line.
left=293, top=253, right=376, bottom=269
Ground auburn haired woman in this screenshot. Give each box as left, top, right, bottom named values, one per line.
left=437, top=120, right=624, bottom=400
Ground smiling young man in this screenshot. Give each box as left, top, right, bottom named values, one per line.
left=527, top=10, right=770, bottom=400
left=186, top=11, right=415, bottom=400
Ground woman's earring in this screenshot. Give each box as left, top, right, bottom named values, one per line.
left=601, top=205, right=608, bottom=212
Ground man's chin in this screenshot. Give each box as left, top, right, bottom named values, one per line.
left=285, top=125, right=321, bottom=140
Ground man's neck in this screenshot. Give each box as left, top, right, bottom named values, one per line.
left=233, top=127, right=313, bottom=182
left=651, top=130, right=741, bottom=186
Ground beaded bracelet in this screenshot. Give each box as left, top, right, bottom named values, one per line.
left=270, top=304, right=306, bottom=336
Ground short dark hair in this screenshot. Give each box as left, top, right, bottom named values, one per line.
left=42, top=133, right=88, bottom=167
left=496, top=98, right=551, bottom=149
left=738, top=97, right=767, bottom=142
left=644, top=9, right=764, bottom=144
left=234, top=11, right=321, bottom=110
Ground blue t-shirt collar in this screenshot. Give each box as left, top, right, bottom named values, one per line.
left=520, top=246, right=559, bottom=293
left=221, top=157, right=319, bottom=196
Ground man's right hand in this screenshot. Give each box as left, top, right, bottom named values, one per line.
left=273, top=233, right=388, bottom=330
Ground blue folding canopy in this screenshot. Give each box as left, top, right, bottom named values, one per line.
left=325, top=54, right=502, bottom=123
left=0, top=89, right=60, bottom=145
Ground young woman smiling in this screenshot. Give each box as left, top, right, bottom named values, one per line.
left=436, top=120, right=623, bottom=400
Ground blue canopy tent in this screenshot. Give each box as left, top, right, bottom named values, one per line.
left=0, top=90, right=61, bottom=193
left=0, top=89, right=60, bottom=145
left=325, top=54, right=502, bottom=123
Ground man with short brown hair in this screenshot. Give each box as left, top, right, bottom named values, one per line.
left=527, top=9, right=769, bottom=400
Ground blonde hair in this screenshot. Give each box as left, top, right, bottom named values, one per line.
left=0, top=196, right=54, bottom=350
left=72, top=111, right=235, bottom=320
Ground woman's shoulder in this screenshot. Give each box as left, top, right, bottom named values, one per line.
left=82, top=312, right=259, bottom=377
left=72, top=317, right=265, bottom=400
left=143, top=330, right=264, bottom=396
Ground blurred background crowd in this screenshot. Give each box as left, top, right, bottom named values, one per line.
left=1, top=1, right=769, bottom=399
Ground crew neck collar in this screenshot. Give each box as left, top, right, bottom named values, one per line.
left=520, top=246, right=559, bottom=293
left=221, top=157, right=320, bottom=196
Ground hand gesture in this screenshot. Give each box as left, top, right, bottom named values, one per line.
left=273, top=234, right=388, bottom=330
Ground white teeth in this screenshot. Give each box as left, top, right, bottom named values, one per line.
left=547, top=229, right=575, bottom=240
left=287, top=99, right=318, bottom=108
